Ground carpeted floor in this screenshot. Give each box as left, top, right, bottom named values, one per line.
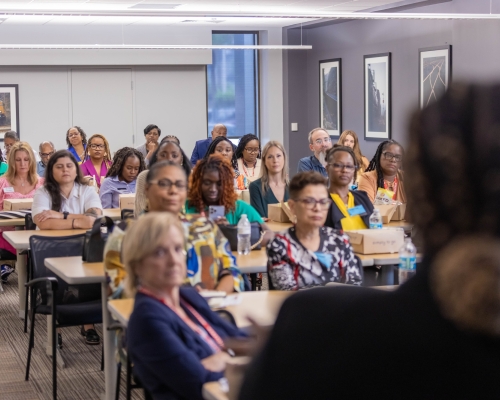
left=0, top=271, right=144, bottom=400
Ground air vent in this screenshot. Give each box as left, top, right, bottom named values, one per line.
left=129, top=3, right=182, bottom=10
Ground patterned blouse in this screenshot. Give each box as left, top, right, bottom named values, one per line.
left=267, top=226, right=362, bottom=290
left=105, top=213, right=244, bottom=299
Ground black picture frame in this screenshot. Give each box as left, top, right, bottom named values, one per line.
left=0, top=84, right=20, bottom=140
left=419, top=45, right=452, bottom=109
left=319, top=58, right=342, bottom=137
left=364, top=53, right=391, bottom=141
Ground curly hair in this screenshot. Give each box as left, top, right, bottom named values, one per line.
left=234, top=133, right=261, bottom=160
left=84, top=134, right=113, bottom=164
left=66, top=126, right=87, bottom=148
left=188, top=154, right=238, bottom=213
left=204, top=136, right=238, bottom=173
left=326, top=145, right=360, bottom=184
left=365, top=140, right=405, bottom=189
left=106, top=147, right=146, bottom=178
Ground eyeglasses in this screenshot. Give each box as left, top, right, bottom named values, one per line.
left=244, top=147, right=260, bottom=154
left=89, top=144, right=105, bottom=150
left=293, top=197, right=331, bottom=210
left=4, top=144, right=13, bottom=149
left=40, top=152, right=55, bottom=158
left=327, top=163, right=358, bottom=172
left=149, top=178, right=187, bottom=190
left=382, top=152, right=403, bottom=162
left=314, top=137, right=332, bottom=145
left=68, top=133, right=80, bottom=138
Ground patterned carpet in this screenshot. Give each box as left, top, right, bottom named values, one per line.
left=0, top=271, right=144, bottom=400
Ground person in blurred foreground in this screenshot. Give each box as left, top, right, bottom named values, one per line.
left=239, top=83, right=500, bottom=399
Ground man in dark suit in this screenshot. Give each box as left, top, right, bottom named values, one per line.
left=190, top=124, right=227, bottom=166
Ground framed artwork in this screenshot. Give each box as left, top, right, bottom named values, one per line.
left=319, top=58, right=341, bottom=137
left=364, top=53, right=391, bottom=140
left=0, top=84, right=19, bottom=140
left=419, top=45, right=452, bottom=109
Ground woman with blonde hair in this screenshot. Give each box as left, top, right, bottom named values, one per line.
left=80, top=134, right=113, bottom=188
left=337, top=130, right=369, bottom=172
left=249, top=141, right=289, bottom=219
left=0, top=142, right=44, bottom=283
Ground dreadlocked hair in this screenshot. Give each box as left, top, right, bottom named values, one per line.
left=188, top=154, right=238, bottom=214
left=106, top=147, right=146, bottom=178
left=365, top=139, right=404, bottom=189
left=325, top=146, right=360, bottom=183
left=85, top=134, right=113, bottom=164
left=204, top=136, right=238, bottom=172
left=234, top=133, right=261, bottom=160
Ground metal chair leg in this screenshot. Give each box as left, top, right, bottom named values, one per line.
left=25, top=306, right=36, bottom=381
left=126, top=354, right=132, bottom=400
left=52, top=302, right=57, bottom=399
left=115, top=362, right=122, bottom=400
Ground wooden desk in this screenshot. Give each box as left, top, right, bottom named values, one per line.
left=266, top=221, right=292, bottom=233
left=372, top=253, right=423, bottom=266
left=0, top=218, right=25, bottom=227
left=203, top=382, right=229, bottom=400
left=103, top=208, right=121, bottom=221
left=3, top=229, right=86, bottom=319
left=233, top=249, right=267, bottom=274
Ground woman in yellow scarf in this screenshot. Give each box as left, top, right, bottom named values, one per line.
left=325, top=146, right=374, bottom=231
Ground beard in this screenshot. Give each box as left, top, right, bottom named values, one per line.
left=316, top=150, right=327, bottom=166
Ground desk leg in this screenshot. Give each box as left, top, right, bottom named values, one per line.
left=102, top=282, right=116, bottom=400
left=16, top=251, right=27, bottom=319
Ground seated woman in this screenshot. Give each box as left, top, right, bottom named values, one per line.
left=203, top=136, right=240, bottom=181
left=358, top=140, right=406, bottom=203
left=80, top=134, right=112, bottom=189
left=325, top=146, right=373, bottom=230
left=186, top=154, right=267, bottom=228
left=0, top=142, right=44, bottom=283
left=31, top=149, right=103, bottom=344
left=234, top=134, right=261, bottom=189
left=99, top=147, right=145, bottom=209
left=105, top=160, right=244, bottom=300
left=249, top=141, right=289, bottom=219
left=337, top=130, right=369, bottom=173
left=66, top=126, right=87, bottom=163
left=134, top=137, right=191, bottom=216
left=267, top=171, right=362, bottom=291
left=0, top=153, right=7, bottom=176
left=124, top=212, right=247, bottom=400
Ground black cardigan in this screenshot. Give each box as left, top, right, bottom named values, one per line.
left=239, top=268, right=500, bottom=399
left=325, top=190, right=374, bottom=230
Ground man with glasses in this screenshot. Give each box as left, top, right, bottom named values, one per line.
left=297, top=128, right=333, bottom=178
left=2, top=130, right=19, bottom=161
left=190, top=123, right=229, bottom=166
left=37, top=141, right=55, bottom=177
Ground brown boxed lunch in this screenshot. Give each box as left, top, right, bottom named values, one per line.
left=268, top=203, right=290, bottom=223
left=119, top=194, right=135, bottom=210
left=3, top=198, right=33, bottom=211
left=346, top=228, right=405, bottom=254
left=374, top=204, right=398, bottom=224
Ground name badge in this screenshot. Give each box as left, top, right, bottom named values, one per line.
left=347, top=205, right=366, bottom=217
left=3, top=187, right=14, bottom=193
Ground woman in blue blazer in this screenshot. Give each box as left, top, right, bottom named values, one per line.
left=123, top=212, right=247, bottom=400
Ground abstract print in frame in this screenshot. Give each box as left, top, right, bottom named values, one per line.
left=364, top=53, right=391, bottom=140
left=419, top=45, right=452, bottom=109
left=0, top=84, right=20, bottom=140
left=319, top=58, right=341, bottom=137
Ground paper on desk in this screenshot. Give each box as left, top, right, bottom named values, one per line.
left=210, top=294, right=242, bottom=309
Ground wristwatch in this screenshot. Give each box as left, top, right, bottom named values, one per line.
left=63, top=211, right=69, bottom=220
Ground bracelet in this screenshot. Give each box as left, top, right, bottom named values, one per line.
left=72, top=219, right=75, bottom=229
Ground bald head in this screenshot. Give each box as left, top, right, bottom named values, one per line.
left=211, top=124, right=227, bottom=139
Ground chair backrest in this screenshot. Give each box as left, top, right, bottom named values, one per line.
left=25, top=213, right=36, bottom=230
left=121, top=209, right=135, bottom=221
left=30, top=234, right=86, bottom=305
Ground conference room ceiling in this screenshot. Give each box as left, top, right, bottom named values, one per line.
left=0, top=0, right=430, bottom=27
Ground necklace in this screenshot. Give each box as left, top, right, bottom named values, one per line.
left=242, top=159, right=256, bottom=177
left=17, top=178, right=27, bottom=187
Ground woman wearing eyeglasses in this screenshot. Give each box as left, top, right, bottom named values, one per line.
left=358, top=140, right=406, bottom=203
left=234, top=134, right=261, bottom=190
left=267, top=171, right=362, bottom=291
left=80, top=134, right=113, bottom=189
left=325, top=146, right=374, bottom=230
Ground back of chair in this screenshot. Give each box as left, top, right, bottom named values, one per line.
left=121, top=209, right=135, bottom=221
left=25, top=214, right=37, bottom=230
left=30, top=234, right=86, bottom=306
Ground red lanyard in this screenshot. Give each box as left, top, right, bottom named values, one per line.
left=138, top=287, right=224, bottom=353
left=383, top=176, right=398, bottom=200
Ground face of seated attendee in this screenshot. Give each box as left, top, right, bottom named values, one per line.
left=264, top=145, right=285, bottom=176
left=39, top=142, right=55, bottom=167
left=145, top=162, right=187, bottom=214
left=309, top=129, right=332, bottom=166
left=157, top=141, right=184, bottom=165
left=214, top=139, right=234, bottom=161
left=211, top=124, right=227, bottom=140
left=120, top=154, right=141, bottom=183
left=379, top=143, right=403, bottom=179
left=145, top=126, right=160, bottom=145
left=67, top=127, right=84, bottom=148
left=52, top=155, right=78, bottom=186
left=4, top=135, right=18, bottom=157
left=342, top=134, right=355, bottom=148
left=326, top=148, right=359, bottom=195
left=88, top=136, right=106, bottom=162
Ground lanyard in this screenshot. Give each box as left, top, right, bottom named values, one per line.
left=330, top=192, right=355, bottom=218
left=383, top=176, right=398, bottom=200
left=138, top=287, right=225, bottom=353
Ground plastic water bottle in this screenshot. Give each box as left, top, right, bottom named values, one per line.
left=399, top=238, right=417, bottom=284
left=369, top=209, right=383, bottom=229
left=237, top=214, right=251, bottom=255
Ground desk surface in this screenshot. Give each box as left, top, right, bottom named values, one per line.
left=3, top=229, right=87, bottom=250
left=44, top=256, right=105, bottom=285
left=202, top=382, right=228, bottom=400
left=266, top=221, right=292, bottom=232
left=233, top=249, right=267, bottom=274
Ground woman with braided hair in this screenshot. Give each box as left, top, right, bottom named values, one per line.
left=80, top=133, right=113, bottom=189
left=358, top=139, right=406, bottom=203
left=99, top=147, right=146, bottom=209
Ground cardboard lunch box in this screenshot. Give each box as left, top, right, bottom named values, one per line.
left=3, top=198, right=33, bottom=211
left=235, top=190, right=251, bottom=204
left=375, top=203, right=406, bottom=223
left=346, top=228, right=405, bottom=254
left=268, top=202, right=293, bottom=223
left=119, top=194, right=135, bottom=210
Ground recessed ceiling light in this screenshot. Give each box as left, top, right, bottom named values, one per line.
left=129, top=3, right=182, bottom=10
